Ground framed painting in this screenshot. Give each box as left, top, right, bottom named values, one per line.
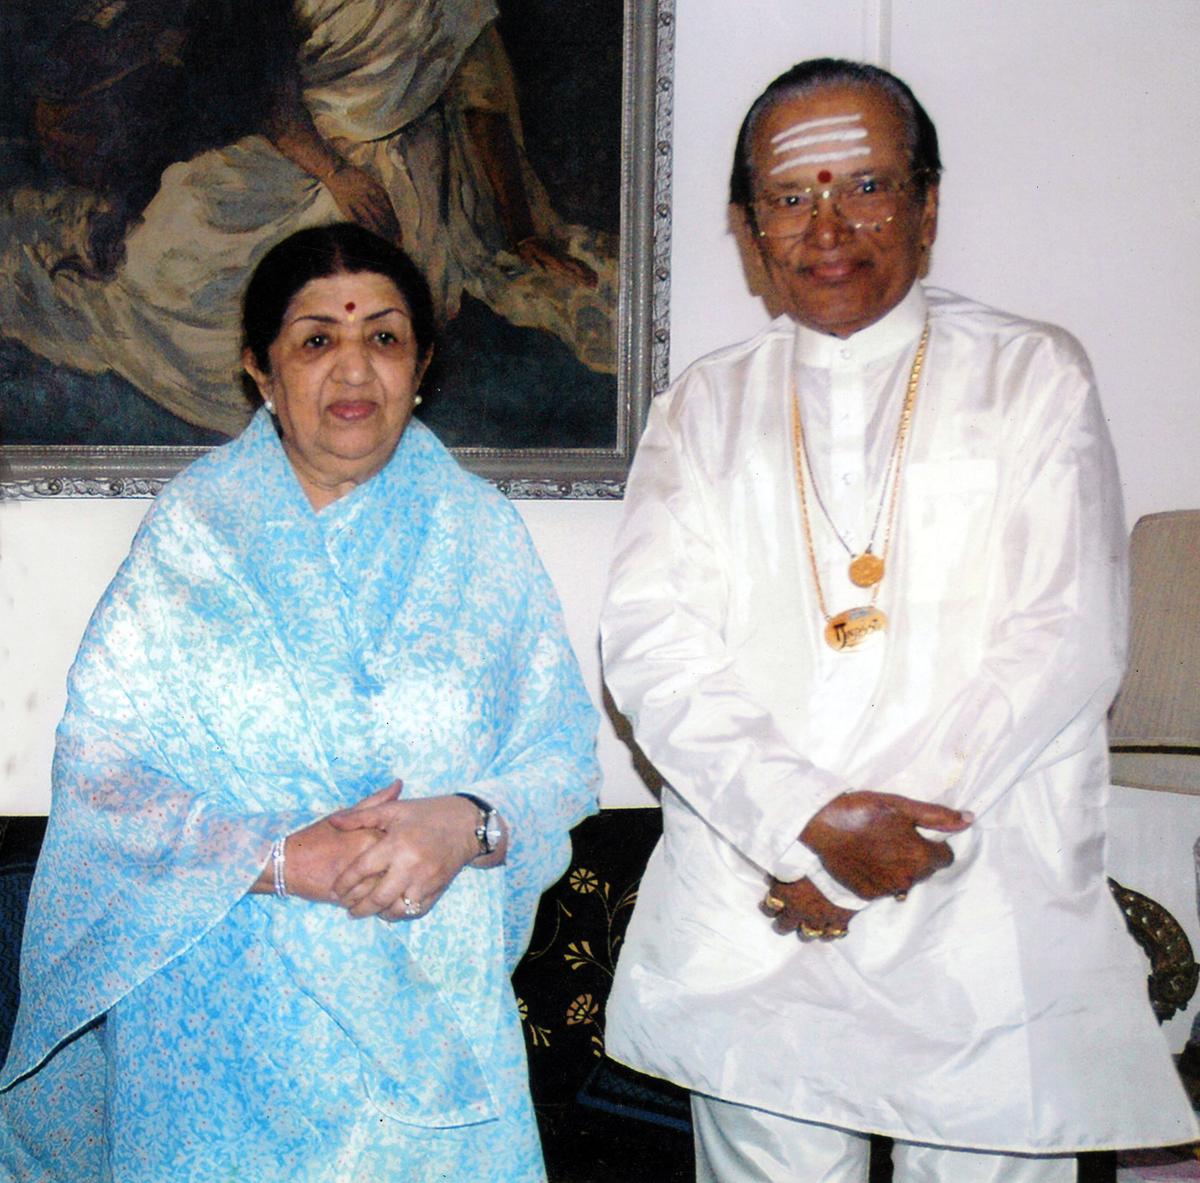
left=0, top=0, right=674, bottom=499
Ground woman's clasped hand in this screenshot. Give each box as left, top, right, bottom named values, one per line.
left=332, top=784, right=505, bottom=921
left=272, top=781, right=501, bottom=922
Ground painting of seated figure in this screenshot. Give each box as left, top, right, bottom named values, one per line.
left=0, top=0, right=670, bottom=494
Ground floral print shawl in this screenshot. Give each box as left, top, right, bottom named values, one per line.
left=0, top=412, right=598, bottom=1179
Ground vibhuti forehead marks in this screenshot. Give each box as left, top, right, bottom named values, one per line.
left=769, top=113, right=870, bottom=177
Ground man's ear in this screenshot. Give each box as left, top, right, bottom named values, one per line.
left=920, top=183, right=940, bottom=250
left=917, top=184, right=939, bottom=279
left=730, top=203, right=769, bottom=289
left=729, top=203, right=788, bottom=320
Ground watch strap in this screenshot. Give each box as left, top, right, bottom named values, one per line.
left=456, top=792, right=498, bottom=855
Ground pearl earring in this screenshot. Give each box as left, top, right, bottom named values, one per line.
left=413, top=395, right=423, bottom=407
left=264, top=398, right=276, bottom=414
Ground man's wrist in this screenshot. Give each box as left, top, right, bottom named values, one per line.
left=772, top=836, right=822, bottom=883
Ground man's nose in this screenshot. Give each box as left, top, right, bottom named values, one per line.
left=804, top=194, right=854, bottom=246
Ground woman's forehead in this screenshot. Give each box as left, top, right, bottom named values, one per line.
left=284, top=272, right=411, bottom=320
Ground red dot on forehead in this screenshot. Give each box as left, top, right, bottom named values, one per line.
left=817, top=169, right=833, bottom=183
left=345, top=302, right=356, bottom=312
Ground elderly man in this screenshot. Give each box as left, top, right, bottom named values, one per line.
left=600, top=59, right=1197, bottom=1182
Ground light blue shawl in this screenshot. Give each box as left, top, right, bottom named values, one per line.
left=0, top=412, right=598, bottom=1179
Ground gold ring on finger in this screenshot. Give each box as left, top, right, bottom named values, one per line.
left=894, top=891, right=908, bottom=902
left=823, top=927, right=848, bottom=941
left=763, top=894, right=786, bottom=914
left=799, top=923, right=823, bottom=940
left=402, top=896, right=423, bottom=917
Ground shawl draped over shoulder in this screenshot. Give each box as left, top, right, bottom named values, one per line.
left=0, top=412, right=598, bottom=1175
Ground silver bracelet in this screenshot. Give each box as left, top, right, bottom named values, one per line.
left=271, top=835, right=288, bottom=899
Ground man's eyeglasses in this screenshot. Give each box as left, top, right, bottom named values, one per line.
left=752, top=173, right=925, bottom=238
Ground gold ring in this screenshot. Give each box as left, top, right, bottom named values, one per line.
left=799, top=923, right=823, bottom=940
left=824, top=927, right=848, bottom=940
left=763, top=894, right=786, bottom=913
left=894, top=891, right=908, bottom=902
left=402, top=896, right=422, bottom=917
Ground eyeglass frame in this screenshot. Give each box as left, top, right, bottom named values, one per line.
left=750, top=169, right=933, bottom=239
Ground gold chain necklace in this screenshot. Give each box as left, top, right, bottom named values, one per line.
left=790, top=321, right=929, bottom=651
left=794, top=399, right=894, bottom=588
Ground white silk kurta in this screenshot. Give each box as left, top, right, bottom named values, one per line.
left=600, top=284, right=1198, bottom=1153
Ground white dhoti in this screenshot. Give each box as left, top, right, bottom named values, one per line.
left=692, top=1095, right=1078, bottom=1183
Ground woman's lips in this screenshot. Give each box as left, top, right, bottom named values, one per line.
left=328, top=400, right=377, bottom=421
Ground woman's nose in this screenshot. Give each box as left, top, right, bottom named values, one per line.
left=333, top=338, right=370, bottom=383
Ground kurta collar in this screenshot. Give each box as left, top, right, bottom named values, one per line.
left=789, top=283, right=927, bottom=368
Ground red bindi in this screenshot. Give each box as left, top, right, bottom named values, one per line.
left=344, top=302, right=356, bottom=312
left=817, top=169, right=833, bottom=183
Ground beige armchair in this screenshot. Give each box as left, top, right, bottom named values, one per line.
left=1109, top=510, right=1200, bottom=795
left=1098, top=511, right=1200, bottom=1179
left=1105, top=511, right=1200, bottom=1028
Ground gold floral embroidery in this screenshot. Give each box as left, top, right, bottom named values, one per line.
left=517, top=995, right=552, bottom=1048
left=565, top=993, right=599, bottom=1026
left=564, top=940, right=600, bottom=972
left=514, top=820, right=654, bottom=1073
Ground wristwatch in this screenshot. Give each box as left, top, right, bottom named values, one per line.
left=456, top=792, right=502, bottom=856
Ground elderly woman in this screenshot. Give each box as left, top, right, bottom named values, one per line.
left=0, top=223, right=599, bottom=1179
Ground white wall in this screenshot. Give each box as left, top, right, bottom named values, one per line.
left=4, top=1, right=1200, bottom=1027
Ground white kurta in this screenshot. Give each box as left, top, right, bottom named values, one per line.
left=600, top=284, right=1198, bottom=1153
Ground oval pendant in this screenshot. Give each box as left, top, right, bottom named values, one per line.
left=848, top=552, right=885, bottom=588
left=825, top=605, right=888, bottom=651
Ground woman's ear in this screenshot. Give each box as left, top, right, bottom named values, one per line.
left=414, top=347, right=434, bottom=393
left=241, top=347, right=270, bottom=399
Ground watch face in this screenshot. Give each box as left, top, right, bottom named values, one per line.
left=483, top=812, right=502, bottom=852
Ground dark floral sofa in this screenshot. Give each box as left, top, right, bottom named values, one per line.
left=511, top=810, right=695, bottom=1182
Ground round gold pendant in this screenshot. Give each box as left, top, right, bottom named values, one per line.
left=825, top=605, right=888, bottom=651
left=848, top=552, right=885, bottom=588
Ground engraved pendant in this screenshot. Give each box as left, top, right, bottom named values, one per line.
left=848, top=552, right=885, bottom=588
left=825, top=605, right=888, bottom=651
